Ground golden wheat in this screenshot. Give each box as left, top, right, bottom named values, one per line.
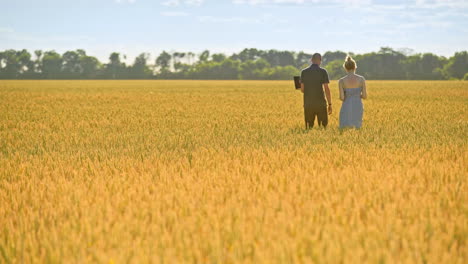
left=0, top=80, right=467, bottom=263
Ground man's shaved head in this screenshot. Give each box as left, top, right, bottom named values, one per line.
left=312, top=53, right=322, bottom=64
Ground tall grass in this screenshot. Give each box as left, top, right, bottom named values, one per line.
left=0, top=80, right=466, bottom=263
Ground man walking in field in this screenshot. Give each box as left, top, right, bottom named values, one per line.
left=300, top=53, right=332, bottom=129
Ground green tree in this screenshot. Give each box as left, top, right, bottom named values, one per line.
left=80, top=55, right=101, bottom=79
left=190, top=59, right=240, bottom=80
left=173, top=52, right=186, bottom=72
left=186, top=52, right=196, bottom=65
left=295, top=51, right=313, bottom=68
left=42, top=50, right=62, bottom=79
left=231, top=48, right=264, bottom=62
left=443, top=51, right=468, bottom=79
left=15, top=49, right=33, bottom=78
left=262, top=50, right=295, bottom=67
left=240, top=59, right=270, bottom=79
left=34, top=50, right=43, bottom=76
left=266, top=65, right=298, bottom=80
left=0, top=51, right=4, bottom=69
left=156, top=51, right=172, bottom=72
left=130, top=53, right=151, bottom=79
left=106, top=52, right=126, bottom=79
left=322, top=51, right=347, bottom=67
left=354, top=47, right=406, bottom=80
left=0, top=50, right=21, bottom=78
left=325, top=60, right=346, bottom=80
left=198, top=50, right=210, bottom=63
left=402, top=53, right=445, bottom=80
left=62, top=50, right=83, bottom=78
left=1, top=47, right=467, bottom=80
left=212, top=53, right=227, bottom=63
left=217, top=59, right=241, bottom=79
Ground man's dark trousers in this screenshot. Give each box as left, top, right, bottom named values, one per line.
left=304, top=105, right=328, bottom=129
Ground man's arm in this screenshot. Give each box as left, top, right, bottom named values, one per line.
left=323, top=83, right=332, bottom=114
left=300, top=70, right=305, bottom=93
left=339, top=79, right=345, bottom=101
left=361, top=77, right=367, bottom=99
left=322, top=69, right=332, bottom=115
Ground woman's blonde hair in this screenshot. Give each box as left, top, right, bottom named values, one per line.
left=343, top=55, right=356, bottom=70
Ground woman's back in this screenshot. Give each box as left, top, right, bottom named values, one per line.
left=339, top=73, right=367, bottom=100
left=341, top=74, right=363, bottom=89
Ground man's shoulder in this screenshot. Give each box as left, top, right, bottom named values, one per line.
left=301, top=67, right=312, bottom=78
left=302, top=65, right=324, bottom=72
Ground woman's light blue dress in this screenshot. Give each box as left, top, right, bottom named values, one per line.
left=339, top=87, right=363, bottom=128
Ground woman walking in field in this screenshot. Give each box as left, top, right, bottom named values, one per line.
left=338, top=55, right=367, bottom=129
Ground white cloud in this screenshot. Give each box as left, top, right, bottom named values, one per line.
left=162, top=0, right=205, bottom=6
left=116, top=0, right=136, bottom=3
left=233, top=0, right=302, bottom=4
left=232, top=0, right=468, bottom=8
left=162, top=0, right=179, bottom=6
left=230, top=0, right=467, bottom=34
left=233, top=0, right=372, bottom=5
left=413, top=0, right=468, bottom=9
left=160, top=11, right=189, bottom=16
left=185, top=0, right=204, bottom=5
left=0, top=32, right=95, bottom=45
left=0, top=27, right=14, bottom=33
left=197, top=13, right=287, bottom=24
left=398, top=20, right=453, bottom=30
left=198, top=16, right=259, bottom=23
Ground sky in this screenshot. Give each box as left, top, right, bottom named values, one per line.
left=1, top=0, right=467, bottom=63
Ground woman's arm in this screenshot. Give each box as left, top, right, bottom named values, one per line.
left=361, top=77, right=367, bottom=99
left=339, top=79, right=345, bottom=101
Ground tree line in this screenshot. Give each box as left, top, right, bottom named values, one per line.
left=0, top=48, right=467, bottom=80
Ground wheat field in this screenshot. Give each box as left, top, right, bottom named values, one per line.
left=0, top=80, right=467, bottom=263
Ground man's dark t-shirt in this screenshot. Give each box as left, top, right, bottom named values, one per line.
left=300, top=64, right=330, bottom=107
